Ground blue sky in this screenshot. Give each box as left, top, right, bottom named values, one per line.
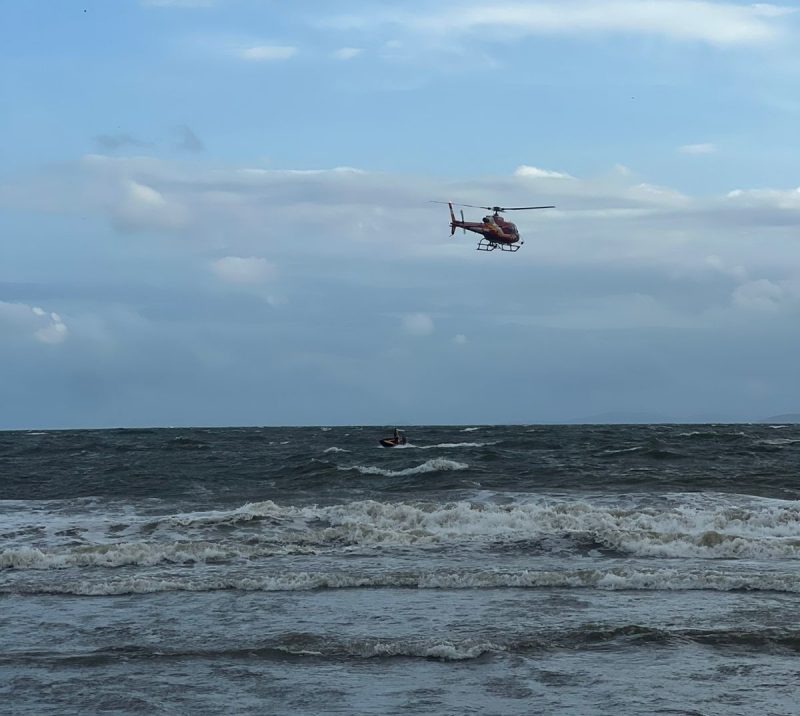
left=2, top=0, right=800, bottom=428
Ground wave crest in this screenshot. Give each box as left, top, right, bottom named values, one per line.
left=340, top=458, right=469, bottom=478
left=5, top=565, right=799, bottom=596
left=10, top=497, right=800, bottom=566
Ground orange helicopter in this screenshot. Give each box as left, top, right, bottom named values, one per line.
left=432, top=201, right=555, bottom=252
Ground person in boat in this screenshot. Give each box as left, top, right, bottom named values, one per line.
left=393, top=428, right=407, bottom=445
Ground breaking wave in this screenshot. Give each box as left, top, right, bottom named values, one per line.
left=0, top=540, right=318, bottom=570
left=339, top=459, right=469, bottom=478
left=756, top=438, right=800, bottom=447
left=415, top=442, right=493, bottom=449
left=1, top=637, right=502, bottom=664
left=6, top=625, right=798, bottom=667
left=159, top=497, right=800, bottom=557
left=4, top=565, right=799, bottom=596
left=5, top=496, right=800, bottom=570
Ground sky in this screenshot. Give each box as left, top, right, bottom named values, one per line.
left=1, top=0, right=800, bottom=428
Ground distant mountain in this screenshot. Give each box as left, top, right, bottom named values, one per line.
left=759, top=414, right=800, bottom=424
left=555, top=412, right=800, bottom=425
left=564, top=411, right=681, bottom=425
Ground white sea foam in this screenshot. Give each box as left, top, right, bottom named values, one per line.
left=6, top=565, right=798, bottom=596
left=0, top=540, right=318, bottom=571
left=161, top=500, right=290, bottom=528
left=11, top=495, right=800, bottom=564
left=340, top=458, right=469, bottom=478
left=418, top=442, right=492, bottom=449
left=277, top=647, right=325, bottom=657
left=0, top=501, right=145, bottom=552
left=388, top=442, right=491, bottom=449
left=323, top=447, right=349, bottom=454
left=139, top=496, right=800, bottom=559
left=602, top=446, right=645, bottom=455
left=461, top=427, right=480, bottom=432
left=597, top=530, right=800, bottom=560
left=366, top=640, right=501, bottom=660
left=757, top=438, right=800, bottom=447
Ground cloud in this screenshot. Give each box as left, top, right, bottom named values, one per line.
left=8, top=153, right=800, bottom=263
left=35, top=315, right=69, bottom=344
left=503, top=291, right=692, bottom=330
left=726, top=186, right=800, bottom=210
left=94, top=127, right=204, bottom=154
left=94, top=134, right=151, bottom=152
left=324, top=2, right=795, bottom=49
left=123, top=181, right=166, bottom=210
left=705, top=254, right=747, bottom=281
left=402, top=313, right=434, bottom=336
left=515, top=165, right=573, bottom=179
left=679, top=143, right=717, bottom=155
left=238, top=45, right=297, bottom=61
left=6, top=153, right=800, bottom=426
left=0, top=302, right=68, bottom=345
left=332, top=47, right=363, bottom=60
left=732, top=278, right=785, bottom=311
left=211, top=256, right=277, bottom=284
left=9, top=150, right=800, bottom=269
left=112, top=179, right=188, bottom=233
left=175, top=125, right=204, bottom=152
left=730, top=276, right=800, bottom=312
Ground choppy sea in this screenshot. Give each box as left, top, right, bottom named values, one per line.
left=1, top=424, right=799, bottom=715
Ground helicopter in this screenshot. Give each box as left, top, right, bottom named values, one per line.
left=432, top=201, right=555, bottom=252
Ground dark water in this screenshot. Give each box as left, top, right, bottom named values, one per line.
left=1, top=424, right=799, bottom=714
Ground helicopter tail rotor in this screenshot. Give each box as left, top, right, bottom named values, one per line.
left=448, top=201, right=457, bottom=235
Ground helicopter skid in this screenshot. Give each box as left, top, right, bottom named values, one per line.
left=477, top=238, right=522, bottom=252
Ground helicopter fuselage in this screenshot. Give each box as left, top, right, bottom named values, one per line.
left=460, top=217, right=519, bottom=242
left=437, top=200, right=554, bottom=252
left=451, top=219, right=522, bottom=252
left=451, top=212, right=520, bottom=245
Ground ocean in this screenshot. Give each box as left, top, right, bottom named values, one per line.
left=1, top=424, right=799, bottom=715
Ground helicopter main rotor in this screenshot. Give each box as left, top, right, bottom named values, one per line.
left=430, top=201, right=555, bottom=214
